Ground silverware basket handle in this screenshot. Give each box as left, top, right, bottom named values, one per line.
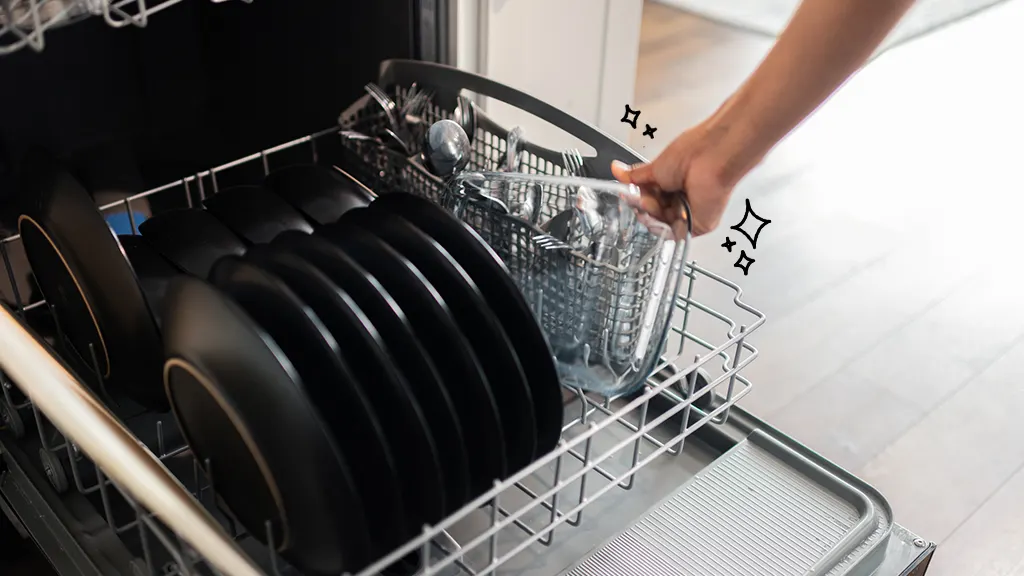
left=376, top=59, right=646, bottom=174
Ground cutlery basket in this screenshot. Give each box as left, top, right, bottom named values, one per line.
left=338, top=61, right=691, bottom=396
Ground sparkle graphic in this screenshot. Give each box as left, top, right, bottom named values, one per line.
left=730, top=198, right=772, bottom=249
left=642, top=124, right=657, bottom=139
left=621, top=104, right=640, bottom=129
left=734, top=250, right=755, bottom=276
left=721, top=236, right=736, bottom=252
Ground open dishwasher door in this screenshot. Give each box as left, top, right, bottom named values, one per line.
left=0, top=3, right=934, bottom=575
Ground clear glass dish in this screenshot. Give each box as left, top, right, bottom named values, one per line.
left=443, top=170, right=692, bottom=396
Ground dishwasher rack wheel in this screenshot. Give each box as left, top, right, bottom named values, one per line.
left=38, top=447, right=69, bottom=493
left=0, top=399, right=24, bottom=439
left=681, top=368, right=713, bottom=412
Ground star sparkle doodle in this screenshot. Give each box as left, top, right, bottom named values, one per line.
left=721, top=237, right=736, bottom=253
left=730, top=198, right=771, bottom=249
left=734, top=250, right=755, bottom=276
left=621, top=104, right=640, bottom=129
left=642, top=124, right=657, bottom=139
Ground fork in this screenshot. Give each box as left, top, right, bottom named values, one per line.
left=364, top=82, right=401, bottom=134
left=400, top=83, right=434, bottom=119
left=562, top=148, right=588, bottom=177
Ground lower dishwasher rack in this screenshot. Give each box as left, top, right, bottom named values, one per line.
left=0, top=75, right=936, bottom=576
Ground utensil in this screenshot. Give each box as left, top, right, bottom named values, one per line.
left=162, top=276, right=371, bottom=576
left=269, top=232, right=471, bottom=515
left=263, top=164, right=373, bottom=227
left=342, top=209, right=538, bottom=473
left=363, top=82, right=401, bottom=135
left=339, top=130, right=383, bottom=145
left=16, top=149, right=166, bottom=410
left=319, top=222, right=507, bottom=495
left=243, top=245, right=441, bottom=546
left=371, top=193, right=564, bottom=456
left=454, top=94, right=477, bottom=143
left=539, top=209, right=574, bottom=243
left=501, top=127, right=525, bottom=173
left=138, top=208, right=247, bottom=278
left=399, top=83, right=433, bottom=118
left=364, top=83, right=417, bottom=155
left=202, top=185, right=314, bottom=245
left=421, top=119, right=472, bottom=177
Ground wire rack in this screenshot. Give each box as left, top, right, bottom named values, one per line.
left=0, top=94, right=766, bottom=575
left=0, top=0, right=250, bottom=55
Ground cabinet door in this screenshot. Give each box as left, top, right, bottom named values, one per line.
left=457, top=0, right=643, bottom=154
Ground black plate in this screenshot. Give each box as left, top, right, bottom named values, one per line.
left=161, top=276, right=370, bottom=575
left=263, top=165, right=375, bottom=226
left=244, top=243, right=450, bottom=535
left=317, top=224, right=507, bottom=496
left=208, top=255, right=447, bottom=528
left=137, top=208, right=246, bottom=278
left=16, top=149, right=166, bottom=410
left=372, top=193, right=564, bottom=456
left=118, top=234, right=180, bottom=330
left=338, top=209, right=538, bottom=474
left=203, top=185, right=315, bottom=245
left=271, top=231, right=471, bottom=513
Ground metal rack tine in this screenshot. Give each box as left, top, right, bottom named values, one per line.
left=30, top=386, right=50, bottom=450
left=96, top=467, right=120, bottom=530
left=545, top=445, right=565, bottom=545
left=88, top=342, right=116, bottom=408
left=265, top=521, right=282, bottom=575
left=195, top=173, right=206, bottom=202
left=488, top=480, right=500, bottom=565
left=567, top=424, right=596, bottom=527
left=420, top=525, right=432, bottom=574
left=135, top=500, right=158, bottom=576
left=204, top=457, right=215, bottom=503
left=124, top=198, right=138, bottom=235
left=191, top=457, right=201, bottom=499
left=157, top=420, right=165, bottom=457
left=175, top=535, right=197, bottom=576
left=712, top=325, right=746, bottom=425
left=1, top=239, right=24, bottom=313
left=622, top=395, right=651, bottom=485
left=182, top=178, right=193, bottom=208
left=672, top=356, right=700, bottom=455
left=65, top=440, right=93, bottom=494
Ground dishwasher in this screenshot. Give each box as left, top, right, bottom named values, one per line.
left=0, top=2, right=936, bottom=575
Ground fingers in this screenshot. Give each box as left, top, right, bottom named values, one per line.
left=610, top=160, right=632, bottom=184
left=610, top=160, right=656, bottom=187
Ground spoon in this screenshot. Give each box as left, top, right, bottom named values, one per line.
left=454, top=95, right=477, bottom=144
left=421, top=119, right=472, bottom=178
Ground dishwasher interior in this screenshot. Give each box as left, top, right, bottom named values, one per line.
left=0, top=2, right=937, bottom=575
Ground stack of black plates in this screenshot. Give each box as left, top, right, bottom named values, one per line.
left=155, top=165, right=564, bottom=574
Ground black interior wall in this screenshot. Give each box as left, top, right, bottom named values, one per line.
left=0, top=0, right=416, bottom=225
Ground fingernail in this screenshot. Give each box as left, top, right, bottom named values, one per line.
left=611, top=160, right=631, bottom=171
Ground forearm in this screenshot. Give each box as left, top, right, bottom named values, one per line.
left=704, top=0, right=917, bottom=185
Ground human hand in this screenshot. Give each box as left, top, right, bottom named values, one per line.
left=610, top=121, right=738, bottom=238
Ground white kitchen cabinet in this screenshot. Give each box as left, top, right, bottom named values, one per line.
left=456, top=0, right=644, bottom=155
